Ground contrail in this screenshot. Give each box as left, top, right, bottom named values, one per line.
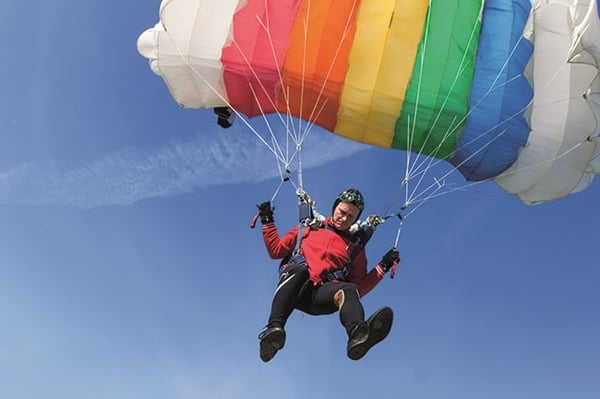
left=0, top=129, right=367, bottom=208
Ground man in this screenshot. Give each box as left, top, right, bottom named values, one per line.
left=257, top=188, right=400, bottom=362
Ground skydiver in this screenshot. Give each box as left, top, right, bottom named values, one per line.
left=256, top=188, right=400, bottom=362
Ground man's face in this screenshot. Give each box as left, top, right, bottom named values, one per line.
left=332, top=201, right=360, bottom=231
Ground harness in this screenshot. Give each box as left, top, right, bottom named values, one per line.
left=281, top=192, right=376, bottom=283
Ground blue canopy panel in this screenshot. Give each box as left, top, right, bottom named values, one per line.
left=451, top=0, right=533, bottom=181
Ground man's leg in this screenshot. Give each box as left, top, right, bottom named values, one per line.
left=259, top=262, right=309, bottom=362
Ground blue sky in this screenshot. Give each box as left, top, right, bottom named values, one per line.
left=1, top=1, right=599, bottom=399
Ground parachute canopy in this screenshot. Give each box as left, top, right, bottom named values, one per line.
left=138, top=0, right=600, bottom=204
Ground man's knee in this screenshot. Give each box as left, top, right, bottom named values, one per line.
left=334, top=289, right=345, bottom=308
left=334, top=285, right=360, bottom=309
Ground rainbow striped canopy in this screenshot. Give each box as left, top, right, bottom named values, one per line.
left=138, top=0, right=600, bottom=204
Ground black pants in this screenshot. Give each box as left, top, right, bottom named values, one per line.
left=267, top=263, right=365, bottom=336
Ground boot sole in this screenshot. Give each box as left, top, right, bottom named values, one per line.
left=259, top=328, right=286, bottom=362
left=348, top=307, right=393, bottom=360
left=346, top=322, right=369, bottom=360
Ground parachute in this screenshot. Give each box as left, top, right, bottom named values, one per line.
left=137, top=0, right=600, bottom=205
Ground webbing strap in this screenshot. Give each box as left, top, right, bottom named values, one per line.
left=293, top=193, right=317, bottom=254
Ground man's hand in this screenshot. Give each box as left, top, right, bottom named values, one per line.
left=378, top=248, right=400, bottom=278
left=257, top=201, right=274, bottom=224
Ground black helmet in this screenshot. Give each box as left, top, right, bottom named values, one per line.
left=332, top=188, right=364, bottom=217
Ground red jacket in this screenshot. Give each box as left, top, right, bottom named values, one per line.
left=262, top=218, right=383, bottom=297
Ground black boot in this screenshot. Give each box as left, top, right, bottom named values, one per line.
left=347, top=306, right=393, bottom=360
left=259, top=326, right=286, bottom=362
left=346, top=321, right=369, bottom=360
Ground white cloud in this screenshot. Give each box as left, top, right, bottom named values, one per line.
left=0, top=128, right=368, bottom=208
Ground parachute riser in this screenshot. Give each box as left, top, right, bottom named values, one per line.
left=296, top=190, right=325, bottom=228
left=377, top=203, right=407, bottom=248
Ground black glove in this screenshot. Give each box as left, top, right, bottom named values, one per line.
left=257, top=201, right=274, bottom=224
left=379, top=248, right=400, bottom=273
